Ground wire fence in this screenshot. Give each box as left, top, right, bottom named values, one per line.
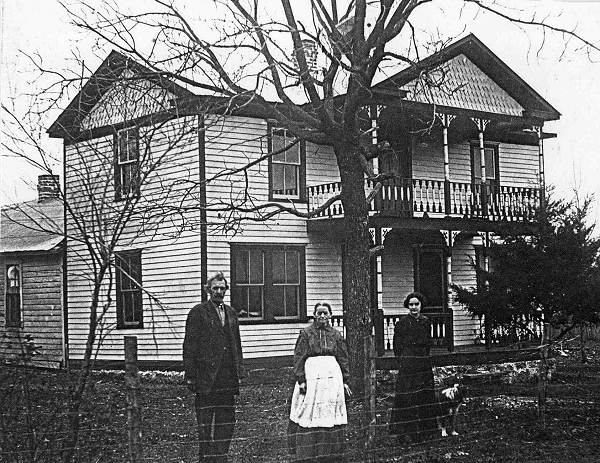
left=1, top=336, right=600, bottom=463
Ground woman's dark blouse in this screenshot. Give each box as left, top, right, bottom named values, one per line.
left=293, top=323, right=350, bottom=384
left=393, top=314, right=432, bottom=370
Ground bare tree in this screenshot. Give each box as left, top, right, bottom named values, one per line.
left=45, top=0, right=600, bottom=394
left=1, top=64, right=228, bottom=460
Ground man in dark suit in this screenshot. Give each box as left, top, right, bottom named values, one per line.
left=183, top=272, right=243, bottom=463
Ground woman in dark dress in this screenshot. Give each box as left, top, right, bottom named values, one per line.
left=389, top=292, right=440, bottom=443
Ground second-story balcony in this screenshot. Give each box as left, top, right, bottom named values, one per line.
left=307, top=177, right=540, bottom=223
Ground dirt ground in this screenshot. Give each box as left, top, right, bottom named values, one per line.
left=1, top=340, right=600, bottom=462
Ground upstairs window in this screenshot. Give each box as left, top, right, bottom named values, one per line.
left=5, top=264, right=22, bottom=327
left=471, top=144, right=499, bottom=184
left=114, top=127, right=140, bottom=200
left=231, top=245, right=306, bottom=322
left=268, top=127, right=306, bottom=201
left=115, top=250, right=143, bottom=329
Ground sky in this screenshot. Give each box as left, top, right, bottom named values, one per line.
left=1, top=0, right=599, bottom=225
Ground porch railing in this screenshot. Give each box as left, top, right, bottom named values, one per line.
left=307, top=177, right=540, bottom=222
left=329, top=312, right=453, bottom=352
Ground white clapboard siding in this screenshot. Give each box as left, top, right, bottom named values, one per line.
left=498, top=143, right=540, bottom=187
left=412, top=140, right=445, bottom=180
left=65, top=116, right=203, bottom=362
left=306, top=142, right=339, bottom=186
left=0, top=253, right=64, bottom=366
left=450, top=235, right=482, bottom=347
left=381, top=233, right=414, bottom=314
left=204, top=115, right=347, bottom=359
left=448, top=143, right=472, bottom=183
left=305, top=235, right=344, bottom=314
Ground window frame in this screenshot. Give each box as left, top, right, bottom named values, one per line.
left=114, top=126, right=141, bottom=201
left=230, top=244, right=307, bottom=324
left=267, top=124, right=306, bottom=202
left=115, top=250, right=143, bottom=329
left=5, top=263, right=22, bottom=328
left=470, top=143, right=500, bottom=185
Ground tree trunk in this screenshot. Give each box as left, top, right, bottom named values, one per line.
left=337, top=145, right=372, bottom=393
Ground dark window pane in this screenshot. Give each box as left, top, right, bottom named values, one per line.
left=121, top=164, right=132, bottom=195
left=6, top=293, right=21, bottom=325
left=248, top=286, right=264, bottom=318
left=485, top=148, right=496, bottom=179
left=272, top=251, right=285, bottom=284
left=232, top=287, right=248, bottom=317
left=249, top=250, right=264, bottom=284
left=272, top=133, right=286, bottom=158
left=285, top=287, right=299, bottom=317
left=235, top=250, right=249, bottom=284
left=123, top=293, right=133, bottom=322
left=272, top=164, right=284, bottom=193
left=284, top=165, right=298, bottom=194
left=271, top=286, right=285, bottom=317
left=119, top=133, right=129, bottom=162
left=285, top=145, right=300, bottom=164
left=286, top=251, right=299, bottom=283
left=127, top=133, right=138, bottom=161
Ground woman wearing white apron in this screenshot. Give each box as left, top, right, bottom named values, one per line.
left=289, top=302, right=352, bottom=462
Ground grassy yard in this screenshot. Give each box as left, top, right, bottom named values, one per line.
left=1, top=341, right=599, bottom=462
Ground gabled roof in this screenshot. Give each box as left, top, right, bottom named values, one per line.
left=47, top=51, right=197, bottom=139
left=0, top=198, right=63, bottom=253
left=375, top=34, right=560, bottom=121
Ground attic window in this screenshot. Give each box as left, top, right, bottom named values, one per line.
left=114, top=127, right=140, bottom=200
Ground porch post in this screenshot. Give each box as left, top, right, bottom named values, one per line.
left=368, top=226, right=389, bottom=355
left=535, top=126, right=546, bottom=210
left=471, top=118, right=491, bottom=216
left=437, top=113, right=456, bottom=215
left=442, top=230, right=459, bottom=351
left=478, top=231, right=492, bottom=348
left=369, top=105, right=382, bottom=175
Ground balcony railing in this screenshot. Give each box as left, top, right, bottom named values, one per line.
left=307, top=177, right=540, bottom=222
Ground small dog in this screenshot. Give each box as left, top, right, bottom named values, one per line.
left=436, top=383, right=464, bottom=437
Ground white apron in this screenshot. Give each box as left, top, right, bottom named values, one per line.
left=289, top=355, right=347, bottom=428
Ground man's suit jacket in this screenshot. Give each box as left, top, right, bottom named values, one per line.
left=183, top=300, right=244, bottom=395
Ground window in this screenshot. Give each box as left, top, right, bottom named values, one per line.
left=114, top=127, right=140, bottom=200
left=413, top=247, right=446, bottom=312
left=231, top=245, right=306, bottom=322
left=268, top=127, right=306, bottom=200
left=471, top=144, right=499, bottom=183
left=115, top=250, right=143, bottom=329
left=5, top=264, right=22, bottom=327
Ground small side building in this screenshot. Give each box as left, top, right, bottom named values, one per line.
left=0, top=175, right=65, bottom=368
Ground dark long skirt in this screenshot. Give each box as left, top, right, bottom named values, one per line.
left=288, top=420, right=345, bottom=462
left=389, top=360, right=440, bottom=440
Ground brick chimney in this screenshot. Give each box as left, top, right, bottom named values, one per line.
left=37, top=175, right=60, bottom=202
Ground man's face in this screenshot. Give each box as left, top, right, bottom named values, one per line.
left=209, top=280, right=227, bottom=304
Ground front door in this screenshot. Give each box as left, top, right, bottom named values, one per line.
left=414, top=246, right=446, bottom=313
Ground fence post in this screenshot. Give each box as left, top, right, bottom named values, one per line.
left=363, top=335, right=377, bottom=462
left=124, top=336, right=142, bottom=463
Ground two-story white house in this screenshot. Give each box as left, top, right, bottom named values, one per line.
left=47, top=34, right=559, bottom=368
